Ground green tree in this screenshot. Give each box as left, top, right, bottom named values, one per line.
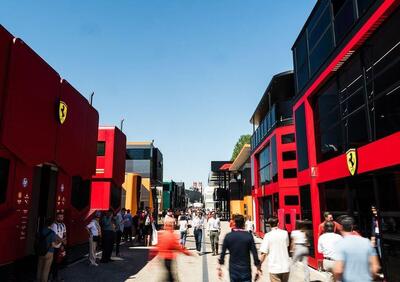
left=231, top=134, right=251, bottom=161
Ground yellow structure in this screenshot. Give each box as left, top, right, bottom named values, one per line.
left=229, top=144, right=253, bottom=220
left=122, top=173, right=142, bottom=215
left=140, top=178, right=153, bottom=210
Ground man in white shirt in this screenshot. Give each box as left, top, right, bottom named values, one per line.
left=50, top=212, right=67, bottom=281
left=318, top=221, right=343, bottom=277
left=245, top=217, right=254, bottom=234
left=192, top=212, right=204, bottom=253
left=207, top=212, right=221, bottom=256
left=259, top=217, right=290, bottom=282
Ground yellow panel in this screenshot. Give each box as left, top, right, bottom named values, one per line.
left=230, top=200, right=244, bottom=218
left=243, top=195, right=253, bottom=220
left=122, top=173, right=141, bottom=215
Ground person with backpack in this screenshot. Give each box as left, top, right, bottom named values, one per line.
left=36, top=218, right=60, bottom=282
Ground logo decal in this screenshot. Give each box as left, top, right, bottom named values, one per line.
left=346, top=148, right=357, bottom=176
left=59, top=101, right=67, bottom=124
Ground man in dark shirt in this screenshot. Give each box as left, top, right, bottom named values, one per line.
left=218, top=214, right=262, bottom=282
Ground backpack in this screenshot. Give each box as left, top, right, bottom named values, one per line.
left=34, top=229, right=52, bottom=256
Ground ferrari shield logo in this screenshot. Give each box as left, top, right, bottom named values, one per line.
left=346, top=148, right=357, bottom=176
left=58, top=101, right=67, bottom=124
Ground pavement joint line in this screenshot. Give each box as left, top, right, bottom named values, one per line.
left=201, top=228, right=209, bottom=282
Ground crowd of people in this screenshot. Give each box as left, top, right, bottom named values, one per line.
left=35, top=207, right=156, bottom=282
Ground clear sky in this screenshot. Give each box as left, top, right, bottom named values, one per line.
left=1, top=0, right=315, bottom=188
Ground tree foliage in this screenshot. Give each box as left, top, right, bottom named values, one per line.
left=231, top=134, right=251, bottom=161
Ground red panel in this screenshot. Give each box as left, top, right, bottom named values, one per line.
left=81, top=106, right=98, bottom=179
left=0, top=26, right=13, bottom=119
left=90, top=181, right=111, bottom=210
left=55, top=80, right=87, bottom=176
left=1, top=39, right=59, bottom=166
left=112, top=127, right=126, bottom=186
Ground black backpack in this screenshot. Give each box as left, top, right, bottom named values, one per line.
left=34, top=229, right=52, bottom=256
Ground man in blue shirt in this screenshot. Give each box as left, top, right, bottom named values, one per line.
left=334, top=216, right=380, bottom=282
left=37, top=218, right=59, bottom=282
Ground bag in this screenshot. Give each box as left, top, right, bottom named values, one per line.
left=34, top=230, right=52, bottom=256
left=55, top=246, right=66, bottom=263
left=151, top=222, right=158, bottom=245
left=92, top=235, right=100, bottom=242
left=145, top=216, right=151, bottom=226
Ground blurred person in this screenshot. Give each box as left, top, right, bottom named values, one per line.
left=370, top=206, right=381, bottom=258
left=50, top=212, right=67, bottom=282
left=86, top=211, right=102, bottom=266
left=164, top=209, right=176, bottom=228
left=318, top=221, right=342, bottom=281
left=334, top=216, right=380, bottom=282
left=207, top=211, right=221, bottom=256
left=100, top=209, right=115, bottom=263
left=318, top=211, right=341, bottom=236
left=192, top=212, right=204, bottom=253
left=218, top=214, right=261, bottom=282
left=114, top=208, right=125, bottom=256
left=156, top=220, right=193, bottom=281
left=290, top=220, right=310, bottom=282
left=178, top=214, right=188, bottom=248
left=245, top=216, right=254, bottom=234
left=259, top=217, right=290, bottom=282
left=123, top=209, right=133, bottom=242
left=229, top=215, right=236, bottom=232
left=36, top=218, right=61, bottom=282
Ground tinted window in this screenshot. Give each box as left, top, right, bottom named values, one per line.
left=281, top=133, right=296, bottom=144
left=285, top=195, right=299, bottom=206
left=0, top=158, right=10, bottom=204
left=309, top=29, right=335, bottom=75
left=333, top=0, right=356, bottom=43
left=295, top=104, right=309, bottom=171
left=97, top=141, right=105, bottom=156
left=357, top=0, right=374, bottom=16
left=71, top=177, right=90, bottom=211
left=110, top=184, right=121, bottom=210
left=126, top=148, right=151, bottom=160
left=308, top=4, right=332, bottom=51
left=300, top=185, right=315, bottom=257
left=271, top=136, right=278, bottom=182
left=282, top=151, right=297, bottom=161
left=259, top=144, right=271, bottom=184
left=295, top=33, right=310, bottom=92
left=283, top=168, right=297, bottom=179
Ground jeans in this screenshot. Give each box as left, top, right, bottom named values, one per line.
left=101, top=230, right=115, bottom=262
left=115, top=230, right=122, bottom=255
left=180, top=231, right=187, bottom=246
left=230, top=269, right=251, bottom=282
left=292, top=244, right=310, bottom=282
left=194, top=228, right=202, bottom=252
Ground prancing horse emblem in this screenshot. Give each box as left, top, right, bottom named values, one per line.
left=346, top=148, right=357, bottom=176
left=59, top=101, right=67, bottom=124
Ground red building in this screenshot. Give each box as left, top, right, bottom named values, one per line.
left=250, top=71, right=300, bottom=235
left=90, top=127, right=126, bottom=211
left=291, top=0, right=400, bottom=278
left=0, top=25, right=99, bottom=270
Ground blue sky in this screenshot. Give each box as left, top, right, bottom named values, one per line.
left=1, top=0, right=314, bottom=188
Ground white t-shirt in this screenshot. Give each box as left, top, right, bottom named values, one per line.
left=245, top=220, right=254, bottom=232
left=87, top=219, right=100, bottom=237
left=291, top=230, right=307, bottom=244
left=207, top=217, right=220, bottom=231
left=179, top=220, right=188, bottom=232
left=318, top=232, right=343, bottom=260
left=50, top=222, right=66, bottom=248
left=259, top=228, right=290, bottom=274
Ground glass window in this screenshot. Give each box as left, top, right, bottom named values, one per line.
left=308, top=5, right=332, bottom=51
left=294, top=32, right=310, bottom=92
left=319, top=123, right=343, bottom=161
left=300, top=185, right=315, bottom=257
left=344, top=108, right=369, bottom=148
left=296, top=63, right=310, bottom=92
left=374, top=86, right=400, bottom=139
left=271, top=136, right=278, bottom=182
left=258, top=144, right=272, bottom=185
left=282, top=151, right=297, bottom=161
left=285, top=195, right=299, bottom=206
left=357, top=0, right=374, bottom=16
left=295, top=104, right=309, bottom=171
left=281, top=133, right=296, bottom=144
left=71, top=176, right=90, bottom=211
left=110, top=183, right=121, bottom=210
left=283, top=168, right=297, bottom=179
left=309, top=29, right=335, bottom=75
left=333, top=0, right=356, bottom=43
left=126, top=148, right=151, bottom=160
left=0, top=158, right=10, bottom=204
left=96, top=141, right=105, bottom=156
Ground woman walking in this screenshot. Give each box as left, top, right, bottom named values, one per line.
left=178, top=214, right=188, bottom=248
left=86, top=211, right=101, bottom=266
left=290, top=220, right=310, bottom=282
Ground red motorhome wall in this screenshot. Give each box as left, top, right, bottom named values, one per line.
left=90, top=127, right=126, bottom=212
left=252, top=125, right=299, bottom=236
left=0, top=26, right=99, bottom=266
left=292, top=0, right=400, bottom=269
